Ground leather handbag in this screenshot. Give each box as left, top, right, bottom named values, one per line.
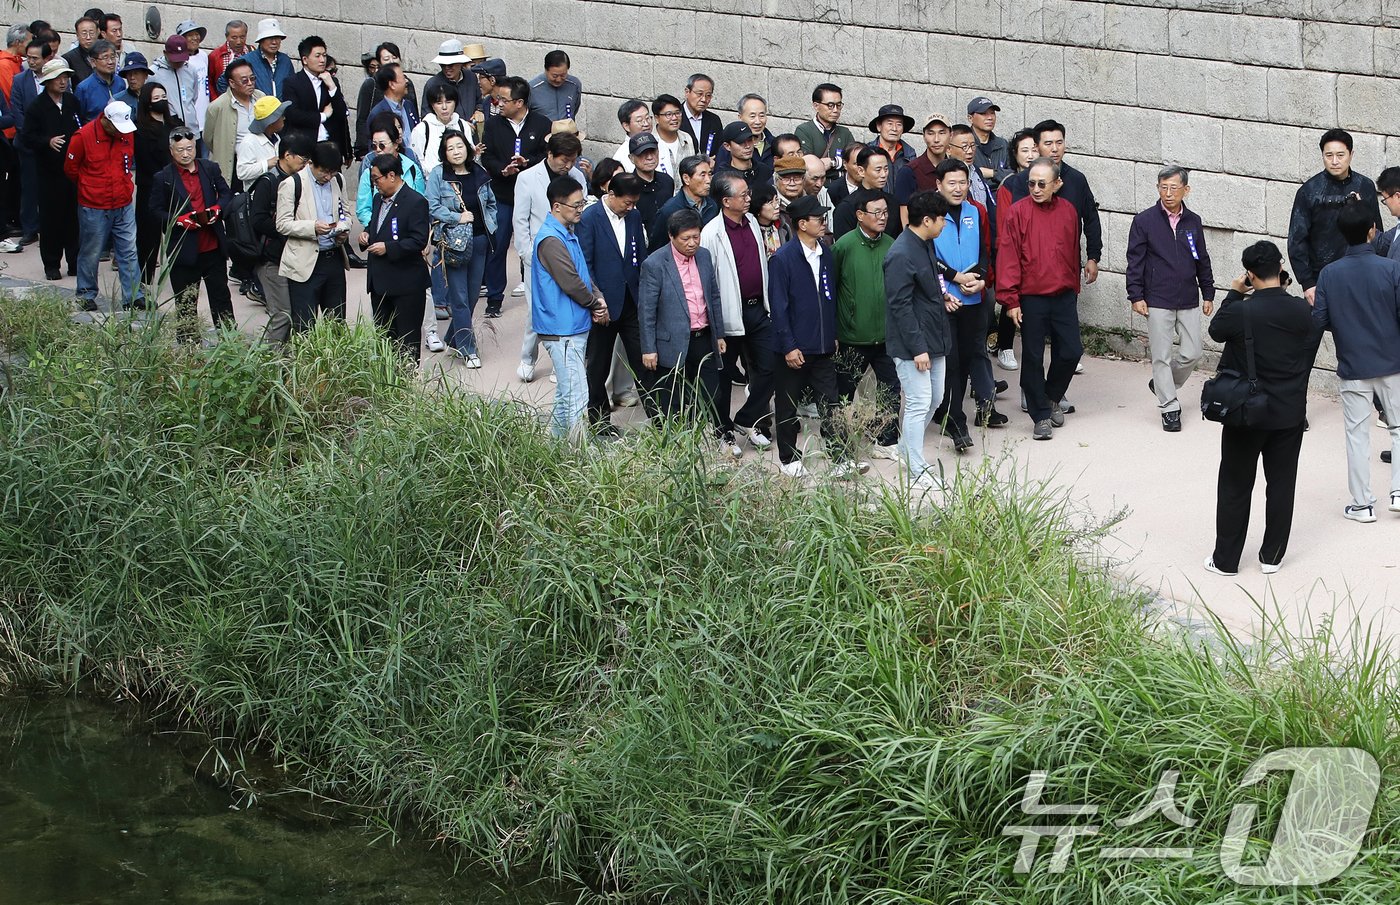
left=1201, top=302, right=1268, bottom=428
left=432, top=181, right=474, bottom=267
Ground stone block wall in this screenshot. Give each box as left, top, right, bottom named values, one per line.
left=87, top=0, right=1399, bottom=379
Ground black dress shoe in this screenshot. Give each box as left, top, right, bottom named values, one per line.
left=1162, top=410, right=1182, bottom=432
left=952, top=431, right=974, bottom=452
left=994, top=379, right=1008, bottom=395
left=1383, top=450, right=1392, bottom=464
left=346, top=252, right=367, bottom=269
left=44, top=268, right=60, bottom=280
left=19, top=233, right=38, bottom=247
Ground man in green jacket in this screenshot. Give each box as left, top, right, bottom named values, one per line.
left=832, top=190, right=899, bottom=458
left=795, top=82, right=855, bottom=185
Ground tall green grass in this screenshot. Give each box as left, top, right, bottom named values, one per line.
left=0, top=291, right=1396, bottom=904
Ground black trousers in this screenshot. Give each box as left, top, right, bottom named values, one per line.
left=289, top=252, right=348, bottom=331
left=371, top=289, right=424, bottom=362
left=135, top=184, right=162, bottom=285
left=835, top=341, right=900, bottom=446
left=170, top=250, right=233, bottom=342
left=936, top=303, right=997, bottom=433
left=585, top=290, right=647, bottom=423
left=725, top=300, right=777, bottom=434
left=646, top=329, right=728, bottom=433
left=774, top=352, right=848, bottom=464
left=37, top=172, right=78, bottom=273
left=1018, top=292, right=1083, bottom=423
left=1213, top=422, right=1305, bottom=572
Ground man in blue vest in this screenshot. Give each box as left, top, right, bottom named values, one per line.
left=531, top=176, right=610, bottom=439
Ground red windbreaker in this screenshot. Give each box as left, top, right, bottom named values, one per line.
left=995, top=194, right=1080, bottom=310
left=63, top=118, right=136, bottom=210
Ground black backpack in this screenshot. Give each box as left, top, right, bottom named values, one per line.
left=224, top=174, right=273, bottom=264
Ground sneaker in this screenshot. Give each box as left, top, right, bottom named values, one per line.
left=479, top=286, right=488, bottom=298
left=425, top=329, right=445, bottom=353
left=1391, top=491, right=1400, bottom=513
left=613, top=390, right=641, bottom=408
left=911, top=470, right=945, bottom=492
left=994, top=379, right=1009, bottom=396
left=1162, top=410, right=1182, bottom=432
left=1344, top=504, right=1377, bottom=523
left=77, top=297, right=99, bottom=312
left=1203, top=556, right=1238, bottom=577
left=951, top=430, right=973, bottom=452
left=484, top=307, right=502, bottom=318
left=244, top=285, right=265, bottom=305
left=435, top=305, right=451, bottom=321
left=511, top=284, right=526, bottom=298
left=745, top=427, right=773, bottom=450
left=779, top=460, right=809, bottom=478
left=0, top=238, right=20, bottom=253
left=549, top=373, right=557, bottom=384
left=1075, top=361, right=1085, bottom=374
left=996, top=349, right=1018, bottom=370
left=1260, top=560, right=1281, bottom=575
left=1033, top=418, right=1053, bottom=440
left=1379, top=414, right=1391, bottom=429
left=1384, top=450, right=1393, bottom=464
left=1148, top=378, right=1156, bottom=397
left=870, top=441, right=900, bottom=460
left=44, top=268, right=60, bottom=281
left=516, top=361, right=535, bottom=383
left=18, top=233, right=37, bottom=247
left=798, top=402, right=820, bottom=419
left=975, top=404, right=1008, bottom=428
left=1059, top=397, right=1075, bottom=414
left=720, top=432, right=743, bottom=459
left=1049, top=402, right=1065, bottom=428
left=829, top=460, right=870, bottom=479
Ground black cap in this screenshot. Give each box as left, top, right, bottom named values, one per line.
left=721, top=121, right=756, bottom=144
left=967, top=96, right=1000, bottom=114
left=628, top=132, right=659, bottom=155
left=471, top=57, right=506, bottom=80
left=788, top=195, right=829, bottom=221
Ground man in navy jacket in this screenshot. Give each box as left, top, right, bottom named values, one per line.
left=768, top=194, right=866, bottom=478
left=1126, top=165, right=1215, bottom=432
left=149, top=126, right=233, bottom=340
left=578, top=172, right=649, bottom=431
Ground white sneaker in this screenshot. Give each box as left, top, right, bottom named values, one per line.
left=613, top=390, right=641, bottom=408
left=870, top=442, right=899, bottom=461
left=511, top=284, right=526, bottom=297
left=425, top=328, right=445, bottom=353
left=996, top=349, right=1018, bottom=370
left=0, top=238, right=21, bottom=254
left=829, top=460, right=870, bottom=479
left=719, top=433, right=743, bottom=459
left=779, top=460, right=809, bottom=478
left=549, top=373, right=557, bottom=384
left=1344, top=504, right=1377, bottom=523
left=1203, top=556, right=1237, bottom=577
left=1074, top=361, right=1085, bottom=374
left=798, top=402, right=820, bottom=419
left=911, top=470, right=945, bottom=492
left=464, top=354, right=482, bottom=369
left=516, top=361, right=535, bottom=383
left=745, top=427, right=773, bottom=450
left=1260, top=560, right=1281, bottom=575
left=1390, top=491, right=1400, bottom=513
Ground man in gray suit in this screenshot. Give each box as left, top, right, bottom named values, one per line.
left=639, top=207, right=741, bottom=457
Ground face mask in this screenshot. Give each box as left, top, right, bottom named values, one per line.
left=150, top=100, right=169, bottom=115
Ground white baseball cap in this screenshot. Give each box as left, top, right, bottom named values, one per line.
left=104, top=100, right=136, bottom=134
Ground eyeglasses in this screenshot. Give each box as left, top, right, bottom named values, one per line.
left=93, top=53, right=115, bottom=62
left=860, top=209, right=890, bottom=219
left=370, top=171, right=392, bottom=183
left=232, top=74, right=255, bottom=84
left=817, top=101, right=844, bottom=110
left=560, top=200, right=588, bottom=210
left=657, top=110, right=681, bottom=119
left=1027, top=179, right=1053, bottom=189
left=371, top=140, right=394, bottom=151
left=778, top=174, right=804, bottom=183
left=1157, top=183, right=1185, bottom=194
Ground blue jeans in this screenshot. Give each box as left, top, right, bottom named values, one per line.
left=542, top=332, right=589, bottom=439
left=485, top=201, right=513, bottom=304
left=445, top=235, right=490, bottom=355
left=430, top=246, right=448, bottom=310
left=895, top=356, right=947, bottom=481
left=77, top=202, right=142, bottom=305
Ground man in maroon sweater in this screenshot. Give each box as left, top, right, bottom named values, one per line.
left=997, top=157, right=1081, bottom=440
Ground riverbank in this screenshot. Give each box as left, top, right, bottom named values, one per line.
left=0, top=294, right=1395, bottom=903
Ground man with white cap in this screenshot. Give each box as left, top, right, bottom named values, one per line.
left=63, top=99, right=143, bottom=310
left=241, top=19, right=291, bottom=99
left=422, top=39, right=480, bottom=124
left=152, top=34, right=208, bottom=141
left=236, top=95, right=291, bottom=187
left=174, top=20, right=210, bottom=102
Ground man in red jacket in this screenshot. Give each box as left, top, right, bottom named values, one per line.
left=64, top=98, right=142, bottom=310
left=996, top=157, right=1081, bottom=440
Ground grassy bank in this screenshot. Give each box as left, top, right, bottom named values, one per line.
left=0, top=292, right=1396, bottom=903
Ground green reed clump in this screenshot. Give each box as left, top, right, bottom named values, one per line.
left=0, top=294, right=1395, bottom=904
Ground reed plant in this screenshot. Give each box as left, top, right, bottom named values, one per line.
left=0, top=291, right=1395, bottom=904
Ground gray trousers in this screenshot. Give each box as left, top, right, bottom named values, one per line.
left=1148, top=307, right=1202, bottom=412
left=1340, top=373, right=1400, bottom=508
left=259, top=262, right=292, bottom=344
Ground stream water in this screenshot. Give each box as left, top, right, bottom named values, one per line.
left=0, top=695, right=561, bottom=904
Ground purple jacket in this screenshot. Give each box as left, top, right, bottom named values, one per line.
left=1125, top=203, right=1215, bottom=310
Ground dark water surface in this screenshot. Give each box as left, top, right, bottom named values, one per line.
left=0, top=696, right=560, bottom=905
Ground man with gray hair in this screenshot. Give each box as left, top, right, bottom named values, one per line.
left=208, top=19, right=249, bottom=98
left=1126, top=165, right=1215, bottom=432
left=679, top=73, right=721, bottom=159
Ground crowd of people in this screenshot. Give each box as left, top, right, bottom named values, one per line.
left=5, top=14, right=1400, bottom=572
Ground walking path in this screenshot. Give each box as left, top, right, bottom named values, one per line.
left=12, top=250, right=1398, bottom=643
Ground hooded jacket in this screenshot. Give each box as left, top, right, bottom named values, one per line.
left=1287, top=168, right=1383, bottom=290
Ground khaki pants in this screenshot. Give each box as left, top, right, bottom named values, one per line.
left=1148, top=307, right=1202, bottom=413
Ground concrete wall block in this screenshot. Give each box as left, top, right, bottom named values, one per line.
left=649, top=58, right=762, bottom=112
left=764, top=66, right=817, bottom=121
left=566, top=45, right=653, bottom=101
left=1337, top=74, right=1400, bottom=135
left=1002, top=0, right=1045, bottom=41
left=896, top=82, right=962, bottom=128
left=995, top=41, right=1064, bottom=97
left=1372, top=31, right=1400, bottom=77
left=1308, top=0, right=1383, bottom=25
left=1267, top=68, right=1338, bottom=128
left=1346, top=130, right=1387, bottom=178
left=1103, top=4, right=1168, bottom=53
left=532, top=0, right=580, bottom=45
left=863, top=27, right=928, bottom=82
left=1138, top=56, right=1267, bottom=121
left=764, top=0, right=852, bottom=21
left=1079, top=271, right=1131, bottom=332
left=1264, top=179, right=1298, bottom=237
left=1094, top=104, right=1160, bottom=163
left=1242, top=0, right=1308, bottom=16
left=692, top=12, right=744, bottom=63
left=956, top=0, right=1003, bottom=38
left=1302, top=21, right=1375, bottom=75
left=928, top=34, right=992, bottom=89
left=1028, top=96, right=1097, bottom=155
left=832, top=75, right=894, bottom=129
left=1063, top=47, right=1137, bottom=107
left=1099, top=210, right=1136, bottom=272
left=853, top=0, right=955, bottom=30
left=1187, top=170, right=1269, bottom=233
left=743, top=17, right=802, bottom=69
left=1074, top=153, right=1137, bottom=214
left=1221, top=120, right=1302, bottom=183
left=802, top=22, right=865, bottom=76
left=1169, top=10, right=1302, bottom=69
left=1160, top=112, right=1224, bottom=173
left=1169, top=0, right=1243, bottom=13
left=1042, top=0, right=1106, bottom=48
